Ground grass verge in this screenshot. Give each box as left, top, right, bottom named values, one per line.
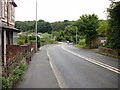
left=74, top=44, right=87, bottom=49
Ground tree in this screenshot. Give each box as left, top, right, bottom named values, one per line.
left=15, top=21, right=35, bottom=32
left=37, top=20, right=52, bottom=33
left=64, top=25, right=78, bottom=43
left=107, top=1, right=120, bottom=55
left=75, top=14, right=99, bottom=48
left=15, top=20, right=52, bottom=33
left=40, top=33, right=56, bottom=45
left=51, top=21, right=74, bottom=31
left=55, top=30, right=65, bottom=41
left=96, top=20, right=109, bottom=37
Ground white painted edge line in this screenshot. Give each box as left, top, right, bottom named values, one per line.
left=61, top=45, right=120, bottom=74
left=47, top=48, right=63, bottom=88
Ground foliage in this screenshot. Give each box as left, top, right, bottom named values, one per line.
left=64, top=25, right=78, bottom=43
left=29, top=35, right=36, bottom=42
left=55, top=30, right=65, bottom=41
left=15, top=20, right=52, bottom=33
left=51, top=20, right=74, bottom=32
left=78, top=39, right=86, bottom=46
left=17, top=40, right=25, bottom=45
left=15, top=21, right=35, bottom=32
left=2, top=62, right=28, bottom=89
left=40, top=33, right=57, bottom=46
left=74, top=44, right=86, bottom=48
left=17, top=34, right=40, bottom=48
left=37, top=20, right=52, bottom=33
left=74, top=14, right=99, bottom=48
left=96, top=20, right=109, bottom=37
left=24, top=52, right=31, bottom=58
left=2, top=76, right=12, bottom=89
left=107, top=1, right=120, bottom=55
left=18, top=34, right=29, bottom=45
left=103, top=44, right=111, bottom=48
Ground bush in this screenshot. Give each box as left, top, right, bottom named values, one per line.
left=2, top=62, right=28, bottom=89
left=78, top=39, right=86, bottom=45
left=2, top=77, right=12, bottom=89
left=18, top=40, right=25, bottom=45
left=103, top=44, right=111, bottom=48
left=74, top=44, right=86, bottom=48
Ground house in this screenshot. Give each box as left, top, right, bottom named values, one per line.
left=0, top=0, right=20, bottom=67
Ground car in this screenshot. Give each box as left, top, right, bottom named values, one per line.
left=67, top=41, right=69, bottom=44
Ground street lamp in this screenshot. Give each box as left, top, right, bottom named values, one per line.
left=76, top=28, right=78, bottom=45
left=35, top=0, right=38, bottom=51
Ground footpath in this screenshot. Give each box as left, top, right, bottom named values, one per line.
left=14, top=46, right=60, bottom=88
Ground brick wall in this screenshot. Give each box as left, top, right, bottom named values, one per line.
left=2, top=42, right=36, bottom=76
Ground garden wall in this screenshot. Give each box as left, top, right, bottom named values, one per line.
left=2, top=42, right=36, bottom=77
left=99, top=47, right=118, bottom=56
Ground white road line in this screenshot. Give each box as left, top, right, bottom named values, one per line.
left=61, top=45, right=120, bottom=74
left=47, top=48, right=63, bottom=88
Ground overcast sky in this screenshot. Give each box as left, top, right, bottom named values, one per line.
left=15, top=0, right=111, bottom=22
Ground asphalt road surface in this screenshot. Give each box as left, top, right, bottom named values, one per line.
left=47, top=42, right=119, bottom=88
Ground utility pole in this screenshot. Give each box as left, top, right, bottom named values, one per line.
left=35, top=0, right=38, bottom=51
left=76, top=29, right=78, bottom=45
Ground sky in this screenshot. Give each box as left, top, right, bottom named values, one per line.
left=15, top=0, right=111, bottom=22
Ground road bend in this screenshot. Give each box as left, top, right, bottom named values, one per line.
left=47, top=43, right=119, bottom=88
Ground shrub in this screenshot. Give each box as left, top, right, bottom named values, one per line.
left=18, top=40, right=25, bottom=45
left=2, top=76, right=12, bottom=89
left=2, top=62, right=28, bottom=89
left=78, top=39, right=86, bottom=45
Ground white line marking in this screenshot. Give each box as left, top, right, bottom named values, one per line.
left=61, top=45, right=120, bottom=74
left=47, top=48, right=63, bottom=88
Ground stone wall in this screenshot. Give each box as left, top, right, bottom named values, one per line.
left=99, top=47, right=118, bottom=56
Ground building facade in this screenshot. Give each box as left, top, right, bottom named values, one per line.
left=0, top=0, right=20, bottom=66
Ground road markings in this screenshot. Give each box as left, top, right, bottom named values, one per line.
left=61, top=45, right=120, bottom=74
left=47, top=48, right=68, bottom=88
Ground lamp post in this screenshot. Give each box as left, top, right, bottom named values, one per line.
left=76, top=29, right=78, bottom=45
left=35, top=0, right=38, bottom=51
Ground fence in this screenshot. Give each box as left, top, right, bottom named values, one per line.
left=2, top=42, right=36, bottom=77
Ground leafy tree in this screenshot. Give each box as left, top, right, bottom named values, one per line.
left=37, top=20, right=52, bottom=33
left=107, top=1, right=120, bottom=55
left=96, top=20, right=109, bottom=37
left=55, top=30, right=65, bottom=41
left=64, top=25, right=78, bottom=43
left=51, top=21, right=74, bottom=32
left=15, top=20, right=52, bottom=33
left=75, top=14, right=99, bottom=48
left=15, top=21, right=35, bottom=32
left=18, top=34, right=29, bottom=45
left=40, top=33, right=56, bottom=45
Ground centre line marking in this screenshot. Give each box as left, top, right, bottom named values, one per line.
left=61, top=45, right=120, bottom=74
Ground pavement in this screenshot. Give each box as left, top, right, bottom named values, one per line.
left=14, top=45, right=60, bottom=88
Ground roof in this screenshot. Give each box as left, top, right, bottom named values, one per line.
left=2, top=25, right=21, bottom=32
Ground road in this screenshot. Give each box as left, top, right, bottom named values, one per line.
left=47, top=42, right=119, bottom=88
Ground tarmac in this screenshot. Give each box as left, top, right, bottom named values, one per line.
left=14, top=45, right=60, bottom=88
